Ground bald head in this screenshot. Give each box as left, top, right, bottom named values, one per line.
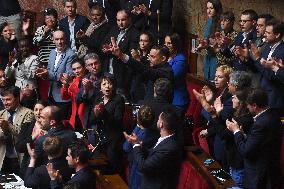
left=53, top=30, right=66, bottom=51
left=40, top=106, right=62, bottom=130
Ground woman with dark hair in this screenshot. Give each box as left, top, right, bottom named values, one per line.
left=210, top=89, right=253, bottom=188
left=15, top=100, right=48, bottom=178
left=88, top=73, right=125, bottom=173
left=0, top=22, right=17, bottom=69
left=130, top=31, right=154, bottom=102
left=5, top=38, right=39, bottom=109
left=33, top=8, right=58, bottom=66
left=164, top=32, right=188, bottom=115
left=60, top=59, right=86, bottom=132
left=196, top=0, right=223, bottom=81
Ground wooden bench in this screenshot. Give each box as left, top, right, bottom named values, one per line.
left=95, top=170, right=128, bottom=189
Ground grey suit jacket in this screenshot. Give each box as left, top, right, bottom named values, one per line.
left=47, top=47, right=76, bottom=102
left=0, top=106, right=34, bottom=169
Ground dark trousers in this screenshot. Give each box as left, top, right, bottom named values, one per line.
left=1, top=157, right=20, bottom=174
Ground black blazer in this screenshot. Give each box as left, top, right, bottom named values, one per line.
left=133, top=135, right=182, bottom=189
left=103, top=25, right=139, bottom=90
left=234, top=108, right=282, bottom=189
left=34, top=125, right=77, bottom=166
left=253, top=41, right=284, bottom=110
left=58, top=15, right=90, bottom=48
left=24, top=157, right=72, bottom=189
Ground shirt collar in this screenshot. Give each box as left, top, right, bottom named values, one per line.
left=156, top=134, right=174, bottom=144
left=270, top=40, right=282, bottom=51
left=253, top=108, right=268, bottom=121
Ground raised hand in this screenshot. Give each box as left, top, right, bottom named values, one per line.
left=202, top=85, right=214, bottom=102
left=60, top=73, right=70, bottom=87
left=131, top=49, right=141, bottom=61
left=36, top=67, right=48, bottom=79
left=139, top=4, right=151, bottom=16
left=76, top=29, right=85, bottom=39
left=213, top=96, right=223, bottom=114
left=123, top=132, right=141, bottom=145
left=47, top=163, right=62, bottom=181
left=22, top=18, right=31, bottom=35
left=110, top=37, right=123, bottom=58
left=226, top=119, right=240, bottom=133
left=250, top=41, right=261, bottom=60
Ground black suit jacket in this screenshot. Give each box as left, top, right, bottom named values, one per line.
left=133, top=135, right=182, bottom=189
left=59, top=15, right=90, bottom=48
left=234, top=108, right=282, bottom=189
left=50, top=166, right=96, bottom=189
left=24, top=157, right=72, bottom=189
left=34, top=125, right=77, bottom=166
left=253, top=41, right=284, bottom=110
left=103, top=25, right=139, bottom=90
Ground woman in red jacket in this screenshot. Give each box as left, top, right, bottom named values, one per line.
left=60, top=59, right=86, bottom=132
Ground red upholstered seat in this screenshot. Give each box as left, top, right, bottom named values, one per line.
left=177, top=161, right=210, bottom=189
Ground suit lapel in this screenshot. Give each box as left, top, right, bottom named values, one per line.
left=54, top=51, right=67, bottom=72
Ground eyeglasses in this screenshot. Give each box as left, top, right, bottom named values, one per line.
left=239, top=19, right=252, bottom=24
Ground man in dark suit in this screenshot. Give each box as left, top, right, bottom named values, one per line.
left=110, top=42, right=173, bottom=100
left=251, top=19, right=284, bottom=113
left=34, top=106, right=77, bottom=166
left=59, top=0, right=90, bottom=51
left=227, top=89, right=282, bottom=189
left=124, top=108, right=182, bottom=189
left=24, top=136, right=72, bottom=189
left=48, top=141, right=96, bottom=189
left=102, top=9, right=139, bottom=98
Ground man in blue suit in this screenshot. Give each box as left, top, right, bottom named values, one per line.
left=36, top=30, right=76, bottom=119
left=59, top=0, right=90, bottom=51
left=124, top=108, right=182, bottom=189
left=227, top=89, right=282, bottom=189
left=251, top=19, right=284, bottom=113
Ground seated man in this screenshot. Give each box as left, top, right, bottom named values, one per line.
left=124, top=108, right=182, bottom=189
left=48, top=141, right=96, bottom=189
left=24, top=136, right=72, bottom=189
left=0, top=86, right=34, bottom=174
left=34, top=106, right=76, bottom=166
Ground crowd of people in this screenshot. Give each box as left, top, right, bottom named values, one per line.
left=0, top=0, right=283, bottom=189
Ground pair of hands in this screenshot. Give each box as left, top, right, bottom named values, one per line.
left=260, top=58, right=283, bottom=72
left=195, top=32, right=232, bottom=52
left=36, top=66, right=48, bottom=79
left=123, top=132, right=142, bottom=145
left=131, top=4, right=151, bottom=16
left=59, top=73, right=72, bottom=87
left=102, top=37, right=123, bottom=58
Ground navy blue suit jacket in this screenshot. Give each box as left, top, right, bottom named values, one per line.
left=59, top=15, right=90, bottom=48
left=234, top=108, right=282, bottom=189
left=133, top=135, right=182, bottom=189
left=253, top=41, right=284, bottom=109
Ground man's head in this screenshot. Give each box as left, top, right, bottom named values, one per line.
left=246, top=88, right=268, bottom=115
left=256, top=14, right=274, bottom=38
left=40, top=106, right=62, bottom=131
left=66, top=141, right=89, bottom=168
left=43, top=136, right=63, bottom=159
left=84, top=53, right=101, bottom=76
left=220, top=11, right=235, bottom=32
left=90, top=5, right=106, bottom=25
left=137, top=105, right=155, bottom=129
left=53, top=30, right=66, bottom=51
left=0, top=86, right=20, bottom=111
left=157, top=108, right=179, bottom=134
left=240, top=9, right=258, bottom=32
left=64, top=0, right=77, bottom=17
left=264, top=19, right=284, bottom=44
left=154, top=78, right=173, bottom=102
left=116, top=10, right=131, bottom=30
left=149, top=45, right=170, bottom=67
left=18, top=38, right=31, bottom=59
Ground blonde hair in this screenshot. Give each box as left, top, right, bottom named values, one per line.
left=216, top=65, right=233, bottom=79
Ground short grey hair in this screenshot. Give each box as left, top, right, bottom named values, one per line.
left=229, top=71, right=252, bottom=89
left=84, top=53, right=101, bottom=63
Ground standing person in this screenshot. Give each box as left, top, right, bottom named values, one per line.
left=36, top=30, right=76, bottom=119
left=227, top=89, right=282, bottom=189
left=24, top=136, right=72, bottom=189
left=33, top=8, right=58, bottom=66
left=5, top=38, right=39, bottom=109
left=15, top=100, right=48, bottom=178
left=0, top=86, right=34, bottom=174
left=0, top=0, right=21, bottom=38
left=164, top=32, right=188, bottom=115
left=196, top=0, right=222, bottom=81
left=124, top=108, right=182, bottom=189
left=59, top=0, right=90, bottom=52
left=0, top=22, right=17, bottom=69
left=60, top=59, right=86, bottom=132
left=47, top=141, right=96, bottom=189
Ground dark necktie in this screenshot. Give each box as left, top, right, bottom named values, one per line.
left=8, top=110, right=16, bottom=124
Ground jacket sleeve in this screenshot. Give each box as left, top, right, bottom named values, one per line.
left=24, top=167, right=42, bottom=188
